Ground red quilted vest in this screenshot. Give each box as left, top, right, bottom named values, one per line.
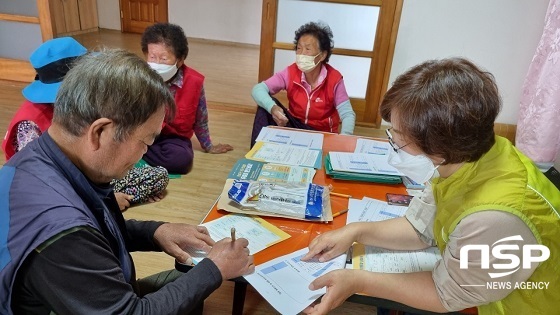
left=161, top=65, right=205, bottom=139
left=286, top=63, right=342, bottom=132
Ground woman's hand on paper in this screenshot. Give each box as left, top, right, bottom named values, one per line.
left=154, top=223, right=215, bottom=264
left=271, top=105, right=289, bottom=126
left=301, top=224, right=357, bottom=262
left=303, top=269, right=363, bottom=315
left=207, top=237, right=254, bottom=280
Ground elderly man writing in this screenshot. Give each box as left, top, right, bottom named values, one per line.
left=0, top=49, right=253, bottom=314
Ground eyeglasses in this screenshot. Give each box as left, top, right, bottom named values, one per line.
left=385, top=128, right=409, bottom=153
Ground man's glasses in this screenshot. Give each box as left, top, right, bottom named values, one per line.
left=385, top=128, right=409, bottom=153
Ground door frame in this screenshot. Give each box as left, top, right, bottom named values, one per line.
left=120, top=0, right=168, bottom=34
left=258, top=0, right=403, bottom=127
left=0, top=0, right=53, bottom=82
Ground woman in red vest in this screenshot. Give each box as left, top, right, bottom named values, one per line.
left=2, top=37, right=168, bottom=211
left=141, top=23, right=233, bottom=174
left=250, top=21, right=356, bottom=147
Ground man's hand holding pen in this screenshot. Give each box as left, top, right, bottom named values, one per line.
left=207, top=226, right=254, bottom=280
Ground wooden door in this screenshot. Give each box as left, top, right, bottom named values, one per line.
left=49, top=0, right=81, bottom=34
left=78, top=0, right=99, bottom=30
left=259, top=0, right=403, bottom=128
left=120, top=0, right=168, bottom=34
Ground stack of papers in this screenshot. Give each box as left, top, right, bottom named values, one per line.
left=255, top=126, right=324, bottom=149
left=325, top=152, right=402, bottom=184
left=354, top=138, right=392, bottom=155
left=402, top=176, right=426, bottom=190
left=347, top=197, right=442, bottom=273
left=246, top=127, right=324, bottom=169
left=247, top=142, right=322, bottom=169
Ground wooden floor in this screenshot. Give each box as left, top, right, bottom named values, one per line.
left=0, top=29, right=385, bottom=314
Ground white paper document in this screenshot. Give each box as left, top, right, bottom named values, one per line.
left=347, top=197, right=442, bottom=273
left=354, top=138, right=391, bottom=155
left=362, top=246, right=442, bottom=273
left=346, top=197, right=407, bottom=224
left=255, top=127, right=324, bottom=149
left=244, top=247, right=347, bottom=315
left=186, top=214, right=290, bottom=263
left=247, top=142, right=322, bottom=169
left=328, top=152, right=403, bottom=176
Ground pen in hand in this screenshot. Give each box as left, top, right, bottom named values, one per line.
left=231, top=227, right=236, bottom=242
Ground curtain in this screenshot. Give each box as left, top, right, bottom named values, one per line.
left=516, top=0, right=560, bottom=164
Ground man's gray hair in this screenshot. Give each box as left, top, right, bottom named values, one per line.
left=53, top=48, right=175, bottom=141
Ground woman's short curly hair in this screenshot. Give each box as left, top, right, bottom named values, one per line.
left=380, top=58, right=502, bottom=164
left=294, top=21, right=334, bottom=63
left=141, top=23, right=189, bottom=60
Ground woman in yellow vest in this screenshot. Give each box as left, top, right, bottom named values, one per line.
left=302, top=58, right=560, bottom=315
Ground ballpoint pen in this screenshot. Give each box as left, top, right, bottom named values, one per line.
left=332, top=209, right=349, bottom=218
left=231, top=227, right=236, bottom=242
left=329, top=192, right=353, bottom=198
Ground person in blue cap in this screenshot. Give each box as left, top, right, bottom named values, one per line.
left=1, top=37, right=169, bottom=211
left=2, top=37, right=86, bottom=160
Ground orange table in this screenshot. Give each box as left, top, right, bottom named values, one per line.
left=203, top=131, right=474, bottom=315
left=203, top=132, right=407, bottom=266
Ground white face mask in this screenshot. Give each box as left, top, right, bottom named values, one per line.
left=296, top=53, right=321, bottom=73
left=387, top=148, right=441, bottom=184
left=148, top=62, right=178, bottom=82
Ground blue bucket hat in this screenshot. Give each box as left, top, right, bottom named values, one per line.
left=22, top=37, right=87, bottom=104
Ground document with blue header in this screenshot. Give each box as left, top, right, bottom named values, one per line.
left=244, top=247, right=346, bottom=315
left=354, top=138, right=391, bottom=155
left=255, top=126, right=324, bottom=149
left=328, top=151, right=403, bottom=176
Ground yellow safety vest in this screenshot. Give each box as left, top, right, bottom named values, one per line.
left=432, top=136, right=560, bottom=315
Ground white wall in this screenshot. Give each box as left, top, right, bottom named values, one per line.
left=96, top=0, right=550, bottom=124
left=169, top=0, right=262, bottom=45
left=390, top=0, right=549, bottom=125
left=99, top=0, right=262, bottom=43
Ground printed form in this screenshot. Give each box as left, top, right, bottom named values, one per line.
left=354, top=138, right=391, bottom=155
left=347, top=197, right=442, bottom=273
left=244, top=247, right=346, bottom=315
left=328, top=152, right=403, bottom=175
left=257, top=163, right=316, bottom=183
left=255, top=126, right=324, bottom=149
left=246, top=142, right=322, bottom=169
left=187, top=214, right=290, bottom=263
